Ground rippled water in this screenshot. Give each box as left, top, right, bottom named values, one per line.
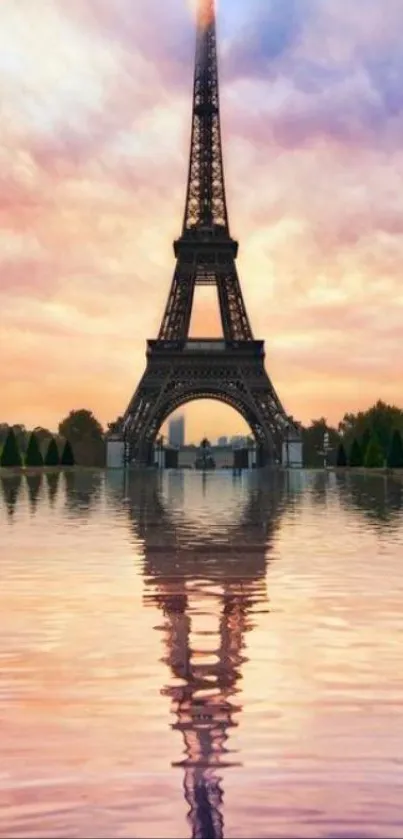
left=1, top=469, right=403, bottom=839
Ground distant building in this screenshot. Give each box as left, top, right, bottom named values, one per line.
left=168, top=415, right=185, bottom=448
left=217, top=436, right=228, bottom=446
left=230, top=435, right=248, bottom=448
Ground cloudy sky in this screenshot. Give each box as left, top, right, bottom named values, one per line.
left=1, top=0, right=403, bottom=440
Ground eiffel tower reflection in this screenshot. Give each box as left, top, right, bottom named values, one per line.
left=113, top=469, right=300, bottom=839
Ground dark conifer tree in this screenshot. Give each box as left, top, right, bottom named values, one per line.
left=364, top=437, right=384, bottom=469
left=387, top=429, right=403, bottom=469
left=336, top=442, right=347, bottom=467
left=44, top=438, right=60, bottom=467
left=60, top=439, right=75, bottom=466
left=25, top=432, right=43, bottom=467
left=361, top=427, right=372, bottom=459
left=0, top=428, right=22, bottom=468
left=349, top=438, right=363, bottom=468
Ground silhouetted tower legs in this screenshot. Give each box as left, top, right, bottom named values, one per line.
left=115, top=0, right=302, bottom=467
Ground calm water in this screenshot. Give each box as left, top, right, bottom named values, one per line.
left=1, top=469, right=403, bottom=839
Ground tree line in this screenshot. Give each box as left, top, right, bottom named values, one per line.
left=1, top=400, right=403, bottom=470
left=301, top=400, right=403, bottom=469
left=0, top=409, right=104, bottom=469
left=1, top=429, right=74, bottom=468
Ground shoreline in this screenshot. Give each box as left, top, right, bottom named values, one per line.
left=328, top=466, right=403, bottom=480
left=0, top=465, right=402, bottom=481
left=0, top=466, right=102, bottom=477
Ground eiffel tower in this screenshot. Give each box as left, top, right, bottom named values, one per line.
left=116, top=0, right=302, bottom=467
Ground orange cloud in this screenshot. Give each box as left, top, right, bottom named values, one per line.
left=1, top=0, right=402, bottom=442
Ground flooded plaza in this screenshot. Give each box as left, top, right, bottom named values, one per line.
left=1, top=469, right=403, bottom=838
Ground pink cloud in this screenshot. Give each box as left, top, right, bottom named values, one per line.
left=0, top=0, right=402, bottom=439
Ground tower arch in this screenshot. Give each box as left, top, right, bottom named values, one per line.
left=113, top=0, right=302, bottom=468
left=151, top=390, right=274, bottom=454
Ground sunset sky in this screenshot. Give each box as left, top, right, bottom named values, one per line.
left=1, top=0, right=403, bottom=442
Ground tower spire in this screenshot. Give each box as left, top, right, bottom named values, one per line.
left=156, top=0, right=254, bottom=344
left=183, top=0, right=229, bottom=233
left=116, top=0, right=303, bottom=468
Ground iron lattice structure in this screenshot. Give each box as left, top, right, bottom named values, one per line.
left=120, top=0, right=300, bottom=464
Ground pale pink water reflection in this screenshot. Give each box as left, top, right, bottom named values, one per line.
left=1, top=470, right=403, bottom=838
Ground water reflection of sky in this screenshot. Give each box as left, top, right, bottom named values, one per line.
left=1, top=470, right=403, bottom=838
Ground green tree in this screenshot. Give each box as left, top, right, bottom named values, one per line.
left=61, top=440, right=75, bottom=466
left=0, top=428, right=22, bottom=468
left=336, top=442, right=347, bottom=467
left=387, top=429, right=403, bottom=469
left=364, top=437, right=384, bottom=468
left=0, top=424, right=10, bottom=448
left=44, top=438, right=60, bottom=467
left=339, top=400, right=403, bottom=461
left=349, top=438, right=363, bottom=468
left=58, top=409, right=105, bottom=467
left=25, top=432, right=44, bottom=467
left=58, top=409, right=104, bottom=443
left=11, top=424, right=28, bottom=456
left=360, top=427, right=372, bottom=459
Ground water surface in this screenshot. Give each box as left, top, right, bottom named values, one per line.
left=1, top=469, right=403, bottom=838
